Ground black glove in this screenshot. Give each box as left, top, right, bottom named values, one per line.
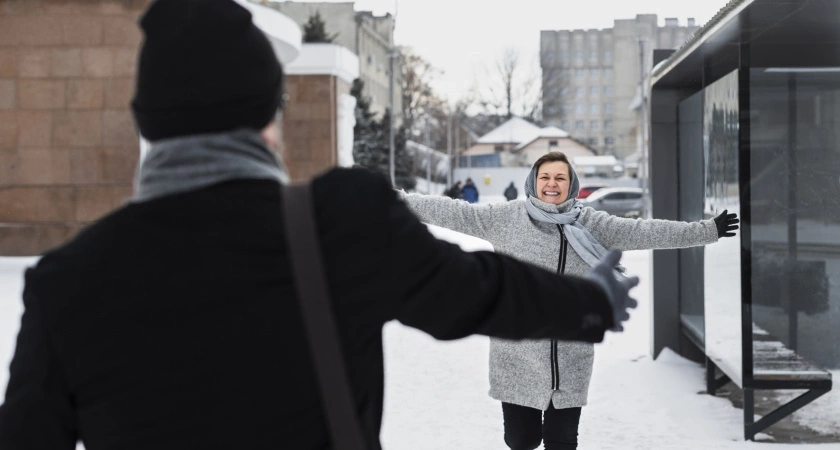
left=713, top=210, right=740, bottom=238
left=584, top=250, right=640, bottom=332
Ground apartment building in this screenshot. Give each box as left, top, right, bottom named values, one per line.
left=265, top=1, right=402, bottom=120
left=540, top=15, right=700, bottom=159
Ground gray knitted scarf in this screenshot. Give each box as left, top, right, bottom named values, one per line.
left=524, top=161, right=625, bottom=273
left=133, top=129, right=289, bottom=203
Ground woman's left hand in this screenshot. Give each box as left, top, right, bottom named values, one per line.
left=713, top=210, right=740, bottom=238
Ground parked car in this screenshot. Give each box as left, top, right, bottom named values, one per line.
left=577, top=184, right=609, bottom=199
left=580, top=187, right=645, bottom=218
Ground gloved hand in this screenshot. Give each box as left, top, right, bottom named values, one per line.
left=713, top=210, right=739, bottom=238
left=584, top=250, right=640, bottom=332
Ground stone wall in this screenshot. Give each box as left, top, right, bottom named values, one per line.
left=0, top=0, right=151, bottom=255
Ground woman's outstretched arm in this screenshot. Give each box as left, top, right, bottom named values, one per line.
left=397, top=191, right=499, bottom=241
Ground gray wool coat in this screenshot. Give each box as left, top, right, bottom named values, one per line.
left=398, top=192, right=719, bottom=411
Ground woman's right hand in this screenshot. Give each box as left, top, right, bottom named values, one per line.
left=584, top=250, right=640, bottom=332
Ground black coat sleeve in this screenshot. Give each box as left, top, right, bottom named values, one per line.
left=0, top=269, right=77, bottom=450
left=379, top=181, right=614, bottom=342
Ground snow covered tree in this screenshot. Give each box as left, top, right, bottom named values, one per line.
left=351, top=79, right=416, bottom=191
left=302, top=11, right=337, bottom=43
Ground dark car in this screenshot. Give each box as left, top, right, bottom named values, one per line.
left=577, top=184, right=609, bottom=199
left=580, top=187, right=645, bottom=218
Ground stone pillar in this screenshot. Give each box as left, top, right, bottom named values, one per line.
left=282, top=43, right=359, bottom=181
left=0, top=0, right=152, bottom=255
left=283, top=74, right=342, bottom=181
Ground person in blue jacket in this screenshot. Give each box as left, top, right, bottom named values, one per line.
left=462, top=178, right=479, bottom=203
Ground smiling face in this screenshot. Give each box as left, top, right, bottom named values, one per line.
left=536, top=161, right=571, bottom=205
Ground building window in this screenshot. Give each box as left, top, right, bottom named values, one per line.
left=561, top=86, right=570, bottom=97
left=590, top=103, right=599, bottom=114
left=575, top=103, right=585, bottom=114
left=604, top=68, right=613, bottom=78
left=604, top=102, right=613, bottom=114
left=575, top=120, right=585, bottom=130
left=589, top=50, right=598, bottom=62
left=603, top=85, right=613, bottom=96
left=589, top=86, right=599, bottom=97
left=494, top=145, right=504, bottom=152
left=562, top=103, right=572, bottom=114
left=604, top=119, right=613, bottom=130
left=604, top=136, right=615, bottom=146
left=549, top=140, right=558, bottom=147
left=575, top=68, right=585, bottom=79
left=544, top=53, right=555, bottom=65
left=560, top=120, right=570, bottom=130
left=574, top=50, right=583, bottom=63
left=588, top=137, right=598, bottom=146
left=367, top=55, right=374, bottom=65
left=604, top=50, right=613, bottom=62
left=574, top=87, right=583, bottom=98
left=589, top=68, right=599, bottom=78
left=590, top=120, right=599, bottom=130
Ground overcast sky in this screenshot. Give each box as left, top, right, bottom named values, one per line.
left=308, top=0, right=729, bottom=103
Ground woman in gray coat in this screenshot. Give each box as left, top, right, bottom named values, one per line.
left=399, top=152, right=739, bottom=450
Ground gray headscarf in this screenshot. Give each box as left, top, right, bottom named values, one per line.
left=524, top=157, right=625, bottom=273
left=133, top=129, right=288, bottom=203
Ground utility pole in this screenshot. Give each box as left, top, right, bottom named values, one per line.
left=446, top=110, right=452, bottom=187
left=424, top=110, right=431, bottom=193
left=388, top=47, right=396, bottom=187
left=466, top=131, right=472, bottom=176
left=455, top=117, right=460, bottom=175
left=638, top=38, right=650, bottom=217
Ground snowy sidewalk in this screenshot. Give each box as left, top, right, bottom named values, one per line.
left=1, top=252, right=837, bottom=449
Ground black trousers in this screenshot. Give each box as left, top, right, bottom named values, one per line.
left=501, top=402, right=582, bottom=450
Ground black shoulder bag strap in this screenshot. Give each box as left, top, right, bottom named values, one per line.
left=280, top=182, right=367, bottom=450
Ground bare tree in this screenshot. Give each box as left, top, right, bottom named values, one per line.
left=399, top=47, right=443, bottom=135
left=470, top=47, right=545, bottom=124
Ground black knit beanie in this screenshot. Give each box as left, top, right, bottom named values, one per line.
left=131, top=0, right=285, bottom=141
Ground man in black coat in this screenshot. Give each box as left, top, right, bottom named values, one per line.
left=0, top=1, right=638, bottom=449
left=504, top=181, right=519, bottom=201
left=446, top=180, right=463, bottom=199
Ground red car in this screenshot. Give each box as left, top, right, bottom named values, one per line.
left=577, top=184, right=609, bottom=199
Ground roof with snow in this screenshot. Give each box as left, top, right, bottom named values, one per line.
left=514, top=126, right=571, bottom=151
left=476, top=117, right=542, bottom=144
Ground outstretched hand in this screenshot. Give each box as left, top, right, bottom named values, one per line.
left=584, top=250, right=640, bottom=332
left=713, top=210, right=740, bottom=238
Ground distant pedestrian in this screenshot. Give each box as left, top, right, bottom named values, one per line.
left=446, top=181, right=463, bottom=199
left=462, top=178, right=479, bottom=203
left=503, top=181, right=518, bottom=201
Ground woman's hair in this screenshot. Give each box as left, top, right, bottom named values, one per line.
left=533, top=152, right=571, bottom=173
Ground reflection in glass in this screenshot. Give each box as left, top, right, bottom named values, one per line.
left=678, top=90, right=706, bottom=342
left=750, top=68, right=840, bottom=369
left=702, top=70, right=743, bottom=385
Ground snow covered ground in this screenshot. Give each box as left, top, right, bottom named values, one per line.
left=1, top=251, right=837, bottom=449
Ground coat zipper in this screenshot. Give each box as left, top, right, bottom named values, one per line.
left=551, top=225, right=568, bottom=390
